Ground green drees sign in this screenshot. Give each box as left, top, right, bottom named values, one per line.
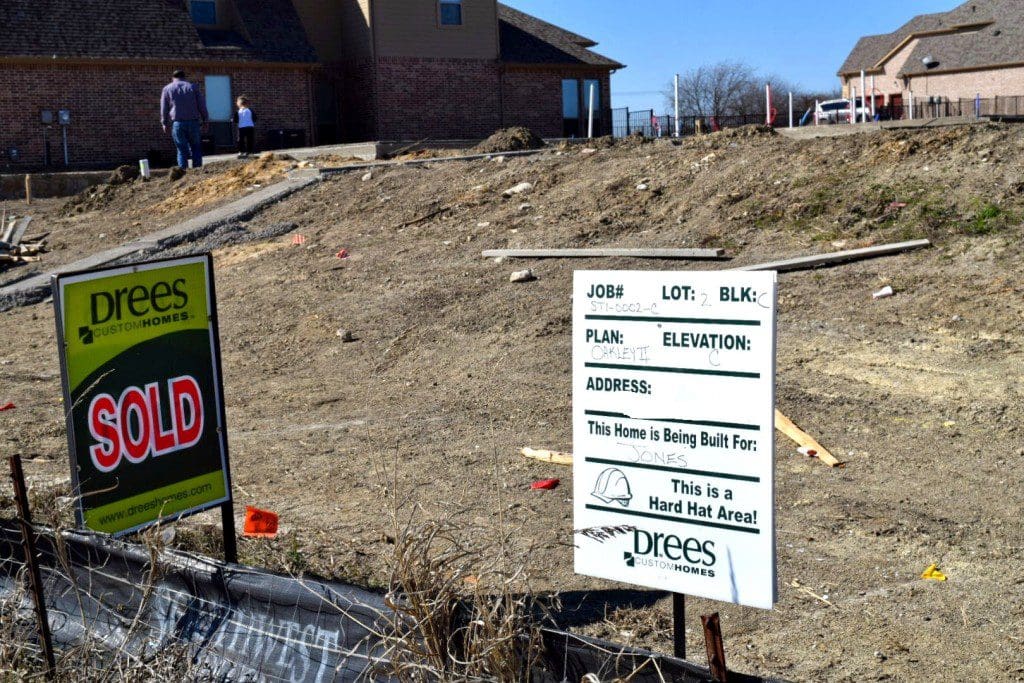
left=53, top=255, right=232, bottom=536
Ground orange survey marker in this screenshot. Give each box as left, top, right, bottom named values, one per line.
left=243, top=506, right=279, bottom=538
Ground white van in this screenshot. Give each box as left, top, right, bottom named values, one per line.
left=816, top=98, right=872, bottom=124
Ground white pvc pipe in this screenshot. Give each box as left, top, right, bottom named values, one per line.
left=788, top=92, right=794, bottom=128
left=766, top=84, right=772, bottom=126
left=861, top=70, right=867, bottom=123
left=851, top=87, right=857, bottom=124
left=674, top=74, right=681, bottom=137
left=587, top=83, right=596, bottom=138
left=909, top=90, right=915, bottom=120
left=814, top=99, right=819, bottom=126
left=870, top=75, right=876, bottom=119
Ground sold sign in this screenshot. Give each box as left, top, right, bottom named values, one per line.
left=88, top=376, right=204, bottom=472
left=53, top=255, right=232, bottom=536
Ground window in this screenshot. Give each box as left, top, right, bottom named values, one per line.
left=205, top=75, right=232, bottom=121
left=562, top=79, right=580, bottom=119
left=439, top=0, right=462, bottom=26
left=190, top=0, right=217, bottom=26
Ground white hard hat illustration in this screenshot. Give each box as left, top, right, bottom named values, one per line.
left=592, top=468, right=632, bottom=506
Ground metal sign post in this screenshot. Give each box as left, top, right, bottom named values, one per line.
left=673, top=593, right=686, bottom=658
left=9, top=455, right=58, bottom=679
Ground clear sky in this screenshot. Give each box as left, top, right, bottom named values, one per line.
left=501, top=0, right=956, bottom=113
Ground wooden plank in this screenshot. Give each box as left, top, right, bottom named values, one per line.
left=8, top=217, right=32, bottom=248
left=521, top=447, right=574, bottom=466
left=733, top=239, right=930, bottom=273
left=0, top=218, right=13, bottom=245
left=483, top=248, right=726, bottom=260
left=774, top=409, right=842, bottom=467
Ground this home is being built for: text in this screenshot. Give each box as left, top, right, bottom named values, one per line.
left=840, top=0, right=1024, bottom=114
left=0, top=0, right=622, bottom=167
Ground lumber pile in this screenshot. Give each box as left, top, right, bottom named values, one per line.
left=0, top=215, right=44, bottom=265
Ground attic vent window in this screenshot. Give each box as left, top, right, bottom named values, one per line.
left=439, top=0, right=463, bottom=26
left=190, top=0, right=217, bottom=26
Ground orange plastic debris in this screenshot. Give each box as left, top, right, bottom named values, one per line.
left=243, top=506, right=279, bottom=538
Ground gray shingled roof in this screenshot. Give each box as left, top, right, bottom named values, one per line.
left=0, top=0, right=316, bottom=63
left=498, top=4, right=624, bottom=69
left=839, top=0, right=1024, bottom=76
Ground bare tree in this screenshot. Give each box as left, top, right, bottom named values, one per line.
left=667, top=61, right=757, bottom=119
left=665, top=62, right=843, bottom=124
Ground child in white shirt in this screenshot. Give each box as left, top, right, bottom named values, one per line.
left=233, top=96, right=256, bottom=158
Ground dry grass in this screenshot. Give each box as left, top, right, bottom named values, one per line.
left=380, top=515, right=549, bottom=681
left=2, top=456, right=560, bottom=681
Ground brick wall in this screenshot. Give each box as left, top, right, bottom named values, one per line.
left=0, top=62, right=313, bottom=169
left=374, top=57, right=503, bottom=140
left=906, top=65, right=1024, bottom=100
left=334, top=59, right=378, bottom=142
left=501, top=68, right=611, bottom=138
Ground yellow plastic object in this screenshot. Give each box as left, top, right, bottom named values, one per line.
left=921, top=564, right=948, bottom=581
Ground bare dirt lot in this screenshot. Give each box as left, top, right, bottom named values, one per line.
left=2, top=124, right=1024, bottom=681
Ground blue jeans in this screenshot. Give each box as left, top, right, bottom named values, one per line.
left=171, top=120, right=203, bottom=169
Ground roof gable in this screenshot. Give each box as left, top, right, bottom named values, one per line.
left=837, top=0, right=1023, bottom=75
left=497, top=4, right=624, bottom=69
left=0, top=0, right=316, bottom=64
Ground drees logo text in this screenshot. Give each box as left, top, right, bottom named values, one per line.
left=623, top=529, right=717, bottom=578
left=90, top=278, right=190, bottom=324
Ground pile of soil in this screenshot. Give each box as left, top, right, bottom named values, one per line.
left=107, top=164, right=140, bottom=185
left=712, top=124, right=777, bottom=139
left=473, top=126, right=546, bottom=154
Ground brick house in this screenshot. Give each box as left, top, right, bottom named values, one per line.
left=0, top=0, right=318, bottom=169
left=291, top=0, right=623, bottom=142
left=0, top=0, right=622, bottom=169
left=839, top=0, right=1024, bottom=114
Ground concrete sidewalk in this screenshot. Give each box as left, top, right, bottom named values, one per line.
left=778, top=116, right=995, bottom=140
left=0, top=171, right=319, bottom=311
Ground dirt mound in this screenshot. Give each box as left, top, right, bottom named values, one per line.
left=152, top=154, right=292, bottom=215
left=108, top=164, right=140, bottom=186
left=712, top=124, right=777, bottom=139
left=474, top=127, right=545, bottom=154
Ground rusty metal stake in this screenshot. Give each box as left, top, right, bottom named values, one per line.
left=9, top=455, right=57, bottom=679
left=701, top=612, right=728, bottom=682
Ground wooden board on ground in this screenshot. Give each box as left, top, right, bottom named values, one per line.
left=483, top=248, right=726, bottom=260
left=8, top=217, right=33, bottom=247
left=521, top=447, right=573, bottom=466
left=774, top=410, right=842, bottom=467
left=733, top=239, right=931, bottom=273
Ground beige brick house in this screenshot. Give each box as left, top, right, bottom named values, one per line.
left=839, top=0, right=1024, bottom=115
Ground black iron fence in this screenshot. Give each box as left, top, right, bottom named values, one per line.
left=612, top=108, right=767, bottom=138
left=907, top=95, right=1024, bottom=119
left=611, top=95, right=1024, bottom=139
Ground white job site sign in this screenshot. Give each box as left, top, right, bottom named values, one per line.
left=573, top=271, right=778, bottom=609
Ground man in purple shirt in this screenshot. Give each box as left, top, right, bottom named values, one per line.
left=160, top=70, right=209, bottom=170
